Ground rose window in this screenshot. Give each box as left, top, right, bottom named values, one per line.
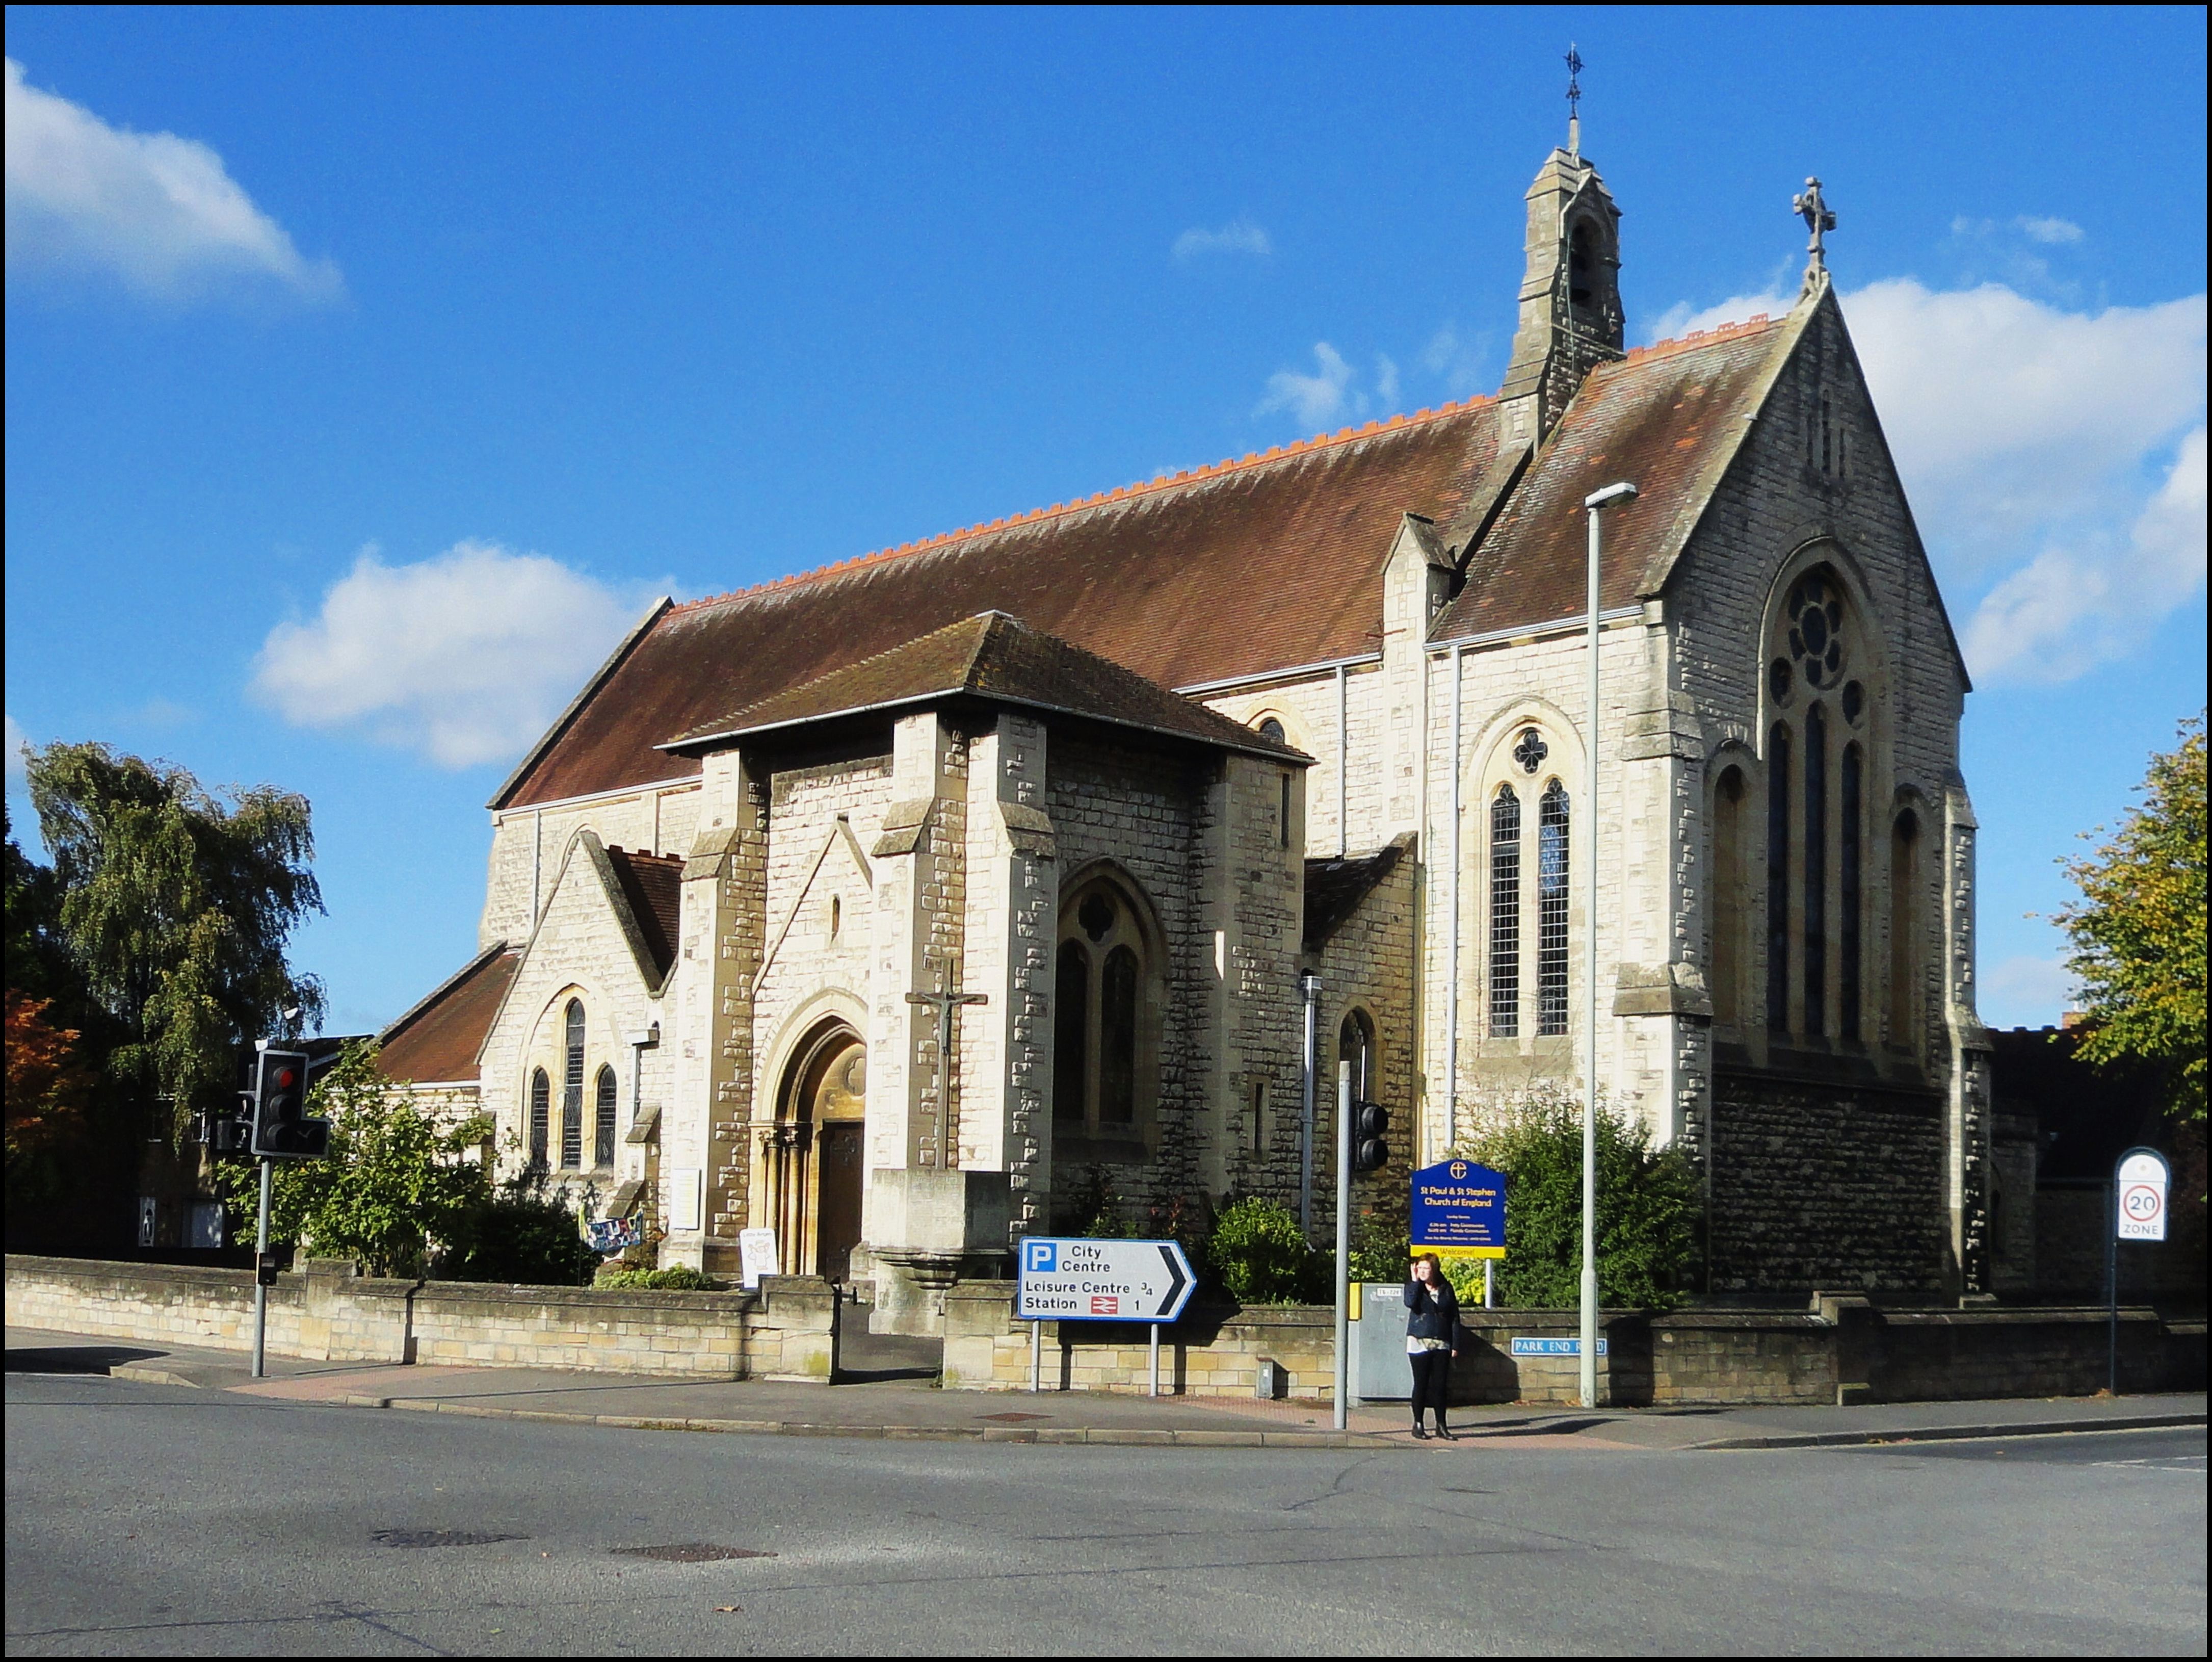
left=1787, top=574, right=1847, bottom=690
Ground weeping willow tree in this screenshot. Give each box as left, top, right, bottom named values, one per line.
left=25, top=742, right=325, bottom=1142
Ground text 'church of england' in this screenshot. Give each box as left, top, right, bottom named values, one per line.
left=377, top=127, right=2016, bottom=1318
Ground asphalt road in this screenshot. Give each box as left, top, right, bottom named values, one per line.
left=5, top=1371, right=2203, bottom=1656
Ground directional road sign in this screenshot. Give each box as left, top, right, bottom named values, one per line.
left=1016, top=1237, right=1195, bottom=1322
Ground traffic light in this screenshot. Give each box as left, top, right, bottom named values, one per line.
left=1352, top=1101, right=1390, bottom=1173
left=250, top=1047, right=329, bottom=1160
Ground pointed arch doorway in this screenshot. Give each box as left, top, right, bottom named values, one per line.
left=772, top=1021, right=868, bottom=1281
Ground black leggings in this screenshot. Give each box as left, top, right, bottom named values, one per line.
left=1409, top=1349, right=1451, bottom=1426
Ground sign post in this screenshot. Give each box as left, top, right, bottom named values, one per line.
left=1333, top=1060, right=1351, bottom=1430
left=1016, top=1236, right=1196, bottom=1396
left=2109, top=1146, right=2170, bottom=1395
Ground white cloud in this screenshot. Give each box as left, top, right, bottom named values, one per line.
left=4, top=713, right=27, bottom=789
left=1963, top=427, right=2206, bottom=684
left=1841, top=280, right=2204, bottom=573
left=1651, top=277, right=2206, bottom=683
left=5, top=56, right=339, bottom=301
left=1979, top=954, right=2078, bottom=1029
left=1173, top=218, right=1271, bottom=261
left=1256, top=342, right=1355, bottom=426
left=2016, top=215, right=2084, bottom=245
left=252, top=542, right=650, bottom=769
left=1374, top=353, right=1400, bottom=407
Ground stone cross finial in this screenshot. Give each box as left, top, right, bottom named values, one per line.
left=1794, top=176, right=1837, bottom=282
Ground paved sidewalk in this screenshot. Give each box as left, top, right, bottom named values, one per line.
left=8, top=1326, right=2203, bottom=1451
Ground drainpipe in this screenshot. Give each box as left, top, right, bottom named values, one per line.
left=1336, top=665, right=1349, bottom=857
left=1446, top=644, right=1464, bottom=1149
left=1299, top=969, right=1321, bottom=1237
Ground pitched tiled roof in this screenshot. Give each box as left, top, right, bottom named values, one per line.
left=604, top=846, right=681, bottom=980
left=669, top=612, right=1309, bottom=762
left=376, top=943, right=519, bottom=1085
left=495, top=402, right=1505, bottom=806
left=1303, top=835, right=1412, bottom=951
left=1434, top=316, right=1790, bottom=640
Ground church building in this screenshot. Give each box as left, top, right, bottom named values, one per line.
left=375, top=132, right=2015, bottom=1318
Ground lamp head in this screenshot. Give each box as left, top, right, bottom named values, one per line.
left=1583, top=480, right=1639, bottom=511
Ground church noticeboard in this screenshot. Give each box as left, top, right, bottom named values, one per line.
left=1411, top=1158, right=1505, bottom=1259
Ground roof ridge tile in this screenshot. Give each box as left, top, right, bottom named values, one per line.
left=668, top=393, right=1496, bottom=617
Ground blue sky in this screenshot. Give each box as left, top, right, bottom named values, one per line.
left=5, top=6, right=2205, bottom=1036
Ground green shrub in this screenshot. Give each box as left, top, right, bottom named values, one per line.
left=1452, top=1086, right=1701, bottom=1309
left=1207, top=1196, right=1312, bottom=1304
left=595, top=1265, right=723, bottom=1291
left=437, top=1165, right=599, bottom=1287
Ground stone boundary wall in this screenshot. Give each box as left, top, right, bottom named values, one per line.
left=4, top=1255, right=836, bottom=1382
left=11, top=1256, right=2200, bottom=1405
left=944, top=1281, right=2206, bottom=1405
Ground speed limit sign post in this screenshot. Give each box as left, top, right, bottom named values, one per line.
left=2108, top=1146, right=2172, bottom=1396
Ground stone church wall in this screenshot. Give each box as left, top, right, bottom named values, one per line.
left=1312, top=840, right=1420, bottom=1221
left=480, top=782, right=702, bottom=950
left=1204, top=660, right=1391, bottom=861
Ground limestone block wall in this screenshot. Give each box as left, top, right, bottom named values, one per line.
left=1204, top=661, right=1389, bottom=860
left=1311, top=839, right=1421, bottom=1221
left=481, top=783, right=702, bottom=950
left=476, top=830, right=672, bottom=1205
left=4, top=1255, right=836, bottom=1381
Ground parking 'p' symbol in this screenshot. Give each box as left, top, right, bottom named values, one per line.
left=1023, top=1241, right=1057, bottom=1274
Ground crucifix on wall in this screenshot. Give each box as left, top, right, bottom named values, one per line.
left=906, top=976, right=987, bottom=1160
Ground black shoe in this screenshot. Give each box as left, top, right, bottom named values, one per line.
left=1435, top=1426, right=1457, bottom=1441
left=1411, top=1424, right=1429, bottom=1440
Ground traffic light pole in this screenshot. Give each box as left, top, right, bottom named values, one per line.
left=251, top=1156, right=273, bottom=1380
left=1332, top=1059, right=1352, bottom=1433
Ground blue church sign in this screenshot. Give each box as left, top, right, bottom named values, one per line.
left=1410, top=1158, right=1506, bottom=1259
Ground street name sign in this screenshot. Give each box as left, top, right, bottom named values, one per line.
left=1510, top=1336, right=1609, bottom=1357
left=1411, top=1158, right=1506, bottom=1259
left=1016, top=1237, right=1194, bottom=1322
left=2116, top=1148, right=2171, bottom=1242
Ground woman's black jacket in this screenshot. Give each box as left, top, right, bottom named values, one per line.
left=1404, top=1277, right=1460, bottom=1342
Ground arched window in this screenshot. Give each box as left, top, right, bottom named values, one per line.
left=528, top=1069, right=550, bottom=1168
left=1100, top=946, right=1139, bottom=1124
left=1488, top=785, right=1522, bottom=1038
left=1803, top=703, right=1828, bottom=1037
left=1568, top=222, right=1597, bottom=311
left=560, top=999, right=585, bottom=1169
left=1339, top=1009, right=1375, bottom=1103
left=1537, top=782, right=1571, bottom=1036
left=1054, top=942, right=1087, bottom=1126
left=1889, top=809, right=1920, bottom=1045
left=1766, top=723, right=1792, bottom=1030
left=1711, top=766, right=1748, bottom=1028
left=1840, top=744, right=1864, bottom=1042
left=594, top=1065, right=618, bottom=1168
left=1054, top=876, right=1157, bottom=1150
left=1766, top=564, right=1883, bottom=1042
left=1257, top=717, right=1286, bottom=744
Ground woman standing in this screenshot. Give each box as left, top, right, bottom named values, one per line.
left=1405, top=1252, right=1459, bottom=1440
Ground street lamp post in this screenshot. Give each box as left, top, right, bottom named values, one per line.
left=1579, top=480, right=1637, bottom=1410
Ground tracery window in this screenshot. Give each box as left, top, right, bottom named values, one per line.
left=1488, top=785, right=1522, bottom=1038
left=1710, top=765, right=1749, bottom=1028
left=1889, top=810, right=1920, bottom=1046
left=528, top=1069, right=550, bottom=1168
left=1537, top=782, right=1571, bottom=1036
left=560, top=999, right=585, bottom=1168
left=1477, top=726, right=1575, bottom=1045
left=594, top=1065, right=618, bottom=1168
left=1054, top=875, right=1157, bottom=1152
left=1763, top=562, right=1881, bottom=1043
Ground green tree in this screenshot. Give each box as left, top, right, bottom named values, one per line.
left=216, top=1044, right=489, bottom=1278
left=2057, top=716, right=2207, bottom=1122
left=26, top=743, right=324, bottom=1140
left=1452, top=1086, right=1702, bottom=1308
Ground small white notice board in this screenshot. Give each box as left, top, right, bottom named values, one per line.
left=738, top=1227, right=779, bottom=1289
left=2116, top=1149, right=2171, bottom=1242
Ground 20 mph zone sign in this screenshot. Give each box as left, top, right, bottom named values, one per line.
left=2116, top=1148, right=2171, bottom=1243
left=1017, top=1237, right=1195, bottom=1322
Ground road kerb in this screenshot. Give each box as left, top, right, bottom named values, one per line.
left=1691, top=1411, right=2207, bottom=1451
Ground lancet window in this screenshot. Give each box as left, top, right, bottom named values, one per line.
left=594, top=1065, right=618, bottom=1168
left=1477, top=723, right=1574, bottom=1045
left=560, top=999, right=585, bottom=1168
left=1053, top=874, right=1159, bottom=1153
